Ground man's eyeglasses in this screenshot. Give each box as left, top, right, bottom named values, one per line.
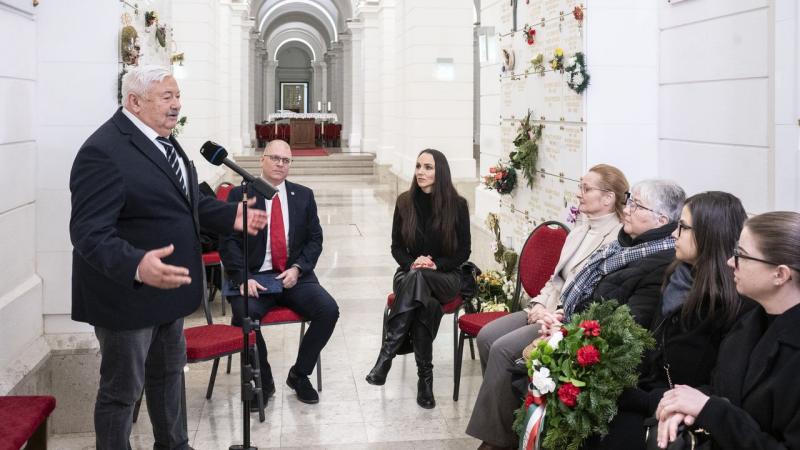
left=677, top=221, right=693, bottom=237
left=578, top=183, right=612, bottom=195
left=732, top=248, right=800, bottom=272
left=264, top=154, right=292, bottom=165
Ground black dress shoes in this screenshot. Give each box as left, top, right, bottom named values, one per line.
left=286, top=366, right=319, bottom=404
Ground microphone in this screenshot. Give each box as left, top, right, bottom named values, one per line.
left=200, top=141, right=277, bottom=199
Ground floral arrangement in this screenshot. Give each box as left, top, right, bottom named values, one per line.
left=155, top=25, right=167, bottom=48
left=522, top=24, right=536, bottom=45
left=530, top=53, right=545, bottom=77
left=565, top=205, right=580, bottom=225
left=486, top=213, right=519, bottom=278
left=565, top=52, right=590, bottom=94
left=573, top=5, right=584, bottom=23
left=171, top=116, right=188, bottom=137
left=509, top=110, right=544, bottom=188
left=549, top=48, right=564, bottom=72
left=476, top=270, right=513, bottom=312
left=144, top=10, right=158, bottom=28
left=484, top=162, right=517, bottom=195
left=513, top=301, right=655, bottom=450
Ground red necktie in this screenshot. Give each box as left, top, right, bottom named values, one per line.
left=270, top=195, right=288, bottom=272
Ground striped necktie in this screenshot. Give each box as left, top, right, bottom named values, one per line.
left=156, top=136, right=188, bottom=196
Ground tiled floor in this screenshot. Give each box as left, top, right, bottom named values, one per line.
left=51, top=175, right=485, bottom=449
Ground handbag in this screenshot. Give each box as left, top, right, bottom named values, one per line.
left=643, top=325, right=711, bottom=450
left=459, top=261, right=482, bottom=312
left=644, top=417, right=709, bottom=450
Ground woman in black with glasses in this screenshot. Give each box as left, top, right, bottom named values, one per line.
left=586, top=191, right=749, bottom=449
left=654, top=211, right=800, bottom=449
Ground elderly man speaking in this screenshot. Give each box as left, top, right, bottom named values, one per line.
left=70, top=65, right=267, bottom=450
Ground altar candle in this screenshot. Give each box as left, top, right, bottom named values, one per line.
left=317, top=101, right=322, bottom=112
left=327, top=101, right=332, bottom=112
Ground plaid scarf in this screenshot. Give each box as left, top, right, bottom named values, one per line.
left=560, top=235, right=675, bottom=319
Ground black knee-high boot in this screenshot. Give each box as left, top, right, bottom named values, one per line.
left=366, top=311, right=415, bottom=385
left=411, top=318, right=435, bottom=409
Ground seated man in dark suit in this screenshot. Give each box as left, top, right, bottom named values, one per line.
left=220, top=139, right=339, bottom=406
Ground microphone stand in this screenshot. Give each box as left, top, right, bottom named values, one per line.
left=230, top=180, right=266, bottom=450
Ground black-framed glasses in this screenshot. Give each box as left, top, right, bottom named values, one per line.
left=677, top=221, right=693, bottom=237
left=578, top=183, right=612, bottom=195
left=733, top=248, right=800, bottom=272
left=264, top=154, right=292, bottom=165
left=624, top=197, right=663, bottom=216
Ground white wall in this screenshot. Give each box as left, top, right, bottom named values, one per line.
left=657, top=0, right=800, bottom=213
left=0, top=0, right=42, bottom=378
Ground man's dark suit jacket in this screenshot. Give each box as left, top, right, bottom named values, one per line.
left=220, top=181, right=322, bottom=287
left=70, top=108, right=237, bottom=330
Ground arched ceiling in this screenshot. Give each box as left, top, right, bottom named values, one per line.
left=253, top=0, right=354, bottom=47
left=262, top=12, right=332, bottom=47
left=276, top=43, right=314, bottom=64
left=267, top=24, right=327, bottom=61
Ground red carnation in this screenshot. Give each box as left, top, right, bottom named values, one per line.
left=576, top=344, right=601, bottom=367
left=560, top=326, right=569, bottom=336
left=580, top=320, right=601, bottom=337
left=524, top=393, right=535, bottom=408
left=557, top=382, right=581, bottom=408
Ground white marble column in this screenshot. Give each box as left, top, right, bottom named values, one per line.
left=228, top=3, right=247, bottom=154
left=378, top=0, right=398, bottom=167
left=342, top=24, right=364, bottom=153
left=325, top=42, right=343, bottom=116
left=265, top=60, right=278, bottom=117
left=312, top=62, right=326, bottom=112
left=242, top=24, right=256, bottom=151
left=254, top=45, right=264, bottom=125
left=216, top=3, right=232, bottom=156
left=359, top=4, right=380, bottom=154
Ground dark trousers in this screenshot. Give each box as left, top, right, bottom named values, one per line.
left=229, top=279, right=339, bottom=379
left=94, top=319, right=188, bottom=450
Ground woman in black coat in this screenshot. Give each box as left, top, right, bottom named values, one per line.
left=655, top=211, right=800, bottom=449
left=365, top=148, right=470, bottom=409
left=593, top=192, right=749, bottom=450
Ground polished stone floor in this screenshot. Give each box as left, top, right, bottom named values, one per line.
left=50, top=175, right=486, bottom=449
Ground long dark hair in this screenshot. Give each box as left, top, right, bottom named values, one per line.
left=666, top=191, right=747, bottom=327
left=397, top=149, right=464, bottom=255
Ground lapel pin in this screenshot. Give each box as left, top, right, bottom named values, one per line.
left=291, top=191, right=295, bottom=196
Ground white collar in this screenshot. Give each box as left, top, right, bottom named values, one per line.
left=121, top=107, right=165, bottom=142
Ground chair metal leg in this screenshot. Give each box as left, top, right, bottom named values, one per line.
left=469, top=337, right=476, bottom=360
left=453, top=312, right=459, bottom=363
left=316, top=355, right=322, bottom=392
left=453, top=331, right=466, bottom=401
left=206, top=358, right=220, bottom=399
left=226, top=354, right=232, bottom=374
left=26, top=416, right=47, bottom=450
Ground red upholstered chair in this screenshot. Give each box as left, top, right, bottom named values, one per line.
left=452, top=221, right=569, bottom=400
left=201, top=182, right=235, bottom=316
left=0, top=396, right=56, bottom=450
left=133, top=270, right=255, bottom=423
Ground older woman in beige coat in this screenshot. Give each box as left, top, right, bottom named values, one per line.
left=466, top=164, right=629, bottom=450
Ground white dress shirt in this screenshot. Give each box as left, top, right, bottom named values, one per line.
left=121, top=107, right=189, bottom=192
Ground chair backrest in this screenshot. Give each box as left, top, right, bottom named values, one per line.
left=512, top=221, right=570, bottom=310
left=216, top=182, right=234, bottom=201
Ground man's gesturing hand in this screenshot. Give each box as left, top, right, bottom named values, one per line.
left=137, top=244, right=191, bottom=289
left=234, top=197, right=268, bottom=235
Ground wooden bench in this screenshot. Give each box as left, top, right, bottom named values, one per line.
left=0, top=396, right=56, bottom=450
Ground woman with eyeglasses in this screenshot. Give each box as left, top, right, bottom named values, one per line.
left=653, top=211, right=800, bottom=449
left=546, top=179, right=686, bottom=330
left=585, top=191, right=749, bottom=449
left=365, top=149, right=470, bottom=409
left=466, top=164, right=629, bottom=450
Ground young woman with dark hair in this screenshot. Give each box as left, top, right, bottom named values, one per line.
left=365, top=149, right=471, bottom=409
left=589, top=191, right=749, bottom=449
left=655, top=211, right=800, bottom=449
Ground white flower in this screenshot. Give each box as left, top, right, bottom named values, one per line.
left=566, top=56, right=577, bottom=69
left=547, top=330, right=564, bottom=349
left=490, top=242, right=499, bottom=253
left=530, top=367, right=556, bottom=395
left=531, top=358, right=541, bottom=369
left=573, top=72, right=584, bottom=86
